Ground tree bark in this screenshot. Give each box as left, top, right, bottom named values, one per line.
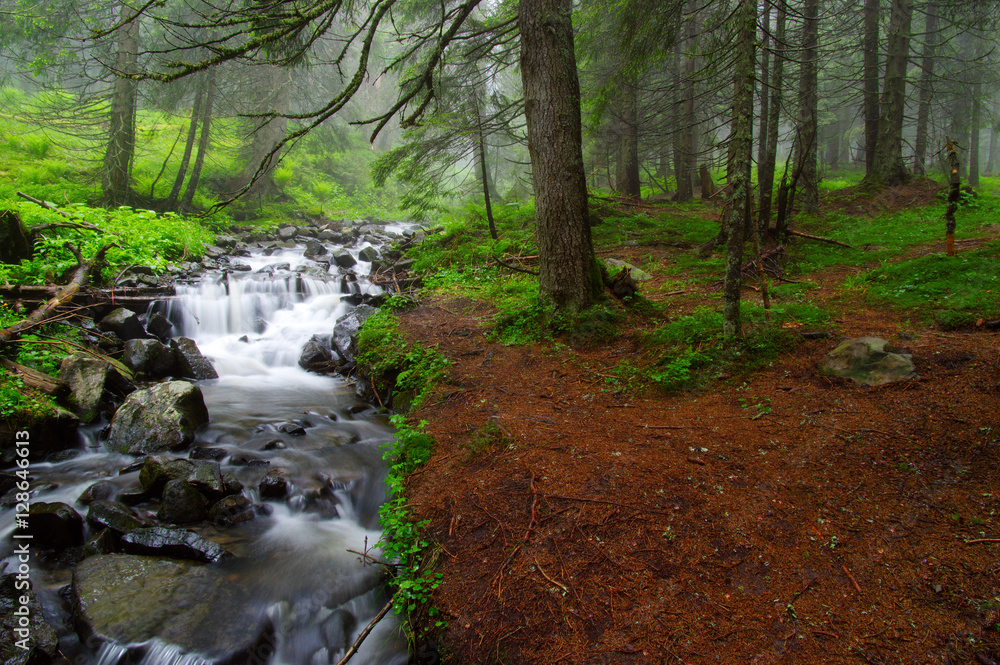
left=519, top=0, right=600, bottom=314
left=101, top=8, right=140, bottom=207
left=723, top=0, right=756, bottom=341
left=945, top=136, right=959, bottom=256
left=618, top=78, right=641, bottom=201
left=985, top=98, right=1000, bottom=175
left=240, top=64, right=292, bottom=197
left=758, top=0, right=786, bottom=230
left=792, top=0, right=819, bottom=212
left=166, top=76, right=205, bottom=210
left=862, top=0, right=880, bottom=175
left=913, top=2, right=938, bottom=176
left=866, top=0, right=913, bottom=188
left=969, top=79, right=981, bottom=188
left=474, top=90, right=498, bottom=240
left=180, top=67, right=216, bottom=213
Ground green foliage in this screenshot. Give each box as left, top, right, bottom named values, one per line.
left=462, top=420, right=518, bottom=460
left=0, top=372, right=57, bottom=423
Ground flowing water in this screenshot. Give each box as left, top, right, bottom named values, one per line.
left=0, top=238, right=409, bottom=665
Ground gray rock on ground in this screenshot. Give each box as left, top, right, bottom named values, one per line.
left=819, top=336, right=916, bottom=386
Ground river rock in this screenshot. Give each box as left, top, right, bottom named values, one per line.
left=107, top=381, right=210, bottom=455
left=23, top=501, right=84, bottom=549
left=123, top=338, right=178, bottom=378
left=171, top=337, right=219, bottom=380
left=83, top=528, right=118, bottom=557
left=158, top=479, right=208, bottom=524
left=357, top=246, right=379, bottom=262
left=303, top=240, right=328, bottom=259
left=208, top=494, right=255, bottom=527
left=72, top=554, right=264, bottom=661
left=299, top=334, right=337, bottom=372
left=0, top=573, right=58, bottom=665
left=87, top=500, right=147, bottom=534
left=277, top=225, right=297, bottom=241
left=120, top=527, right=232, bottom=563
left=98, top=307, right=147, bottom=341
left=139, top=456, right=195, bottom=494
left=58, top=354, right=110, bottom=423
left=332, top=305, right=376, bottom=363
left=189, top=446, right=227, bottom=461
left=187, top=459, right=227, bottom=499
left=258, top=468, right=290, bottom=499
left=78, top=479, right=117, bottom=505
left=819, top=337, right=916, bottom=386
left=332, top=250, right=356, bottom=268
left=145, top=311, right=175, bottom=342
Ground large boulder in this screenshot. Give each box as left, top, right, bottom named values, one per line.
left=123, top=338, right=178, bottom=379
left=298, top=334, right=338, bottom=373
left=332, top=305, right=376, bottom=364
left=22, top=502, right=84, bottom=549
left=72, top=555, right=265, bottom=661
left=97, top=307, right=147, bottom=341
left=171, top=337, right=219, bottom=380
left=158, top=479, right=208, bottom=524
left=107, top=382, right=209, bottom=455
left=332, top=250, right=357, bottom=268
left=58, top=354, right=109, bottom=423
left=819, top=337, right=916, bottom=386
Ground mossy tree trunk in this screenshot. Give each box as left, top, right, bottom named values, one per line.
left=862, top=0, right=880, bottom=175
left=864, top=0, right=913, bottom=188
left=722, top=0, right=756, bottom=340
left=792, top=0, right=819, bottom=212
left=913, top=2, right=938, bottom=176
left=101, top=8, right=140, bottom=208
left=519, top=0, right=601, bottom=314
left=758, top=0, right=786, bottom=230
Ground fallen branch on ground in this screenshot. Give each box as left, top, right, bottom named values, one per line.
left=786, top=229, right=854, bottom=248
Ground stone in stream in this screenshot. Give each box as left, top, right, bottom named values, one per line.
left=298, top=334, right=338, bottom=373
left=58, top=354, right=111, bottom=423
left=21, top=501, right=84, bottom=549
left=87, top=499, right=148, bottom=534
left=120, top=527, right=232, bottom=563
left=145, top=311, right=175, bottom=342
left=158, top=479, right=208, bottom=524
left=357, top=246, right=379, bottom=262
left=208, top=494, right=255, bottom=527
left=0, top=573, right=59, bottom=665
left=332, top=249, right=357, bottom=268
left=171, top=337, right=219, bottom=380
left=97, top=307, right=148, bottom=341
left=107, top=381, right=209, bottom=455
left=277, top=225, right=297, bottom=240
left=332, top=305, right=376, bottom=363
left=72, top=554, right=265, bottom=662
left=123, top=338, right=178, bottom=379
left=303, top=240, right=328, bottom=259
left=818, top=337, right=916, bottom=386
left=78, top=479, right=117, bottom=505
left=258, top=468, right=290, bottom=499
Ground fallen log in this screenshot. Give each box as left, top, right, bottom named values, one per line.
left=0, top=243, right=114, bottom=345
left=0, top=358, right=68, bottom=397
left=785, top=229, right=853, bottom=249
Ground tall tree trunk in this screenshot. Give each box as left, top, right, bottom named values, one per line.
left=672, top=35, right=695, bottom=202
left=792, top=0, right=819, bottom=212
left=723, top=0, right=756, bottom=341
left=166, top=78, right=204, bottom=210
left=180, top=68, right=215, bottom=213
left=969, top=79, right=981, bottom=188
left=758, top=0, right=786, bottom=230
left=757, top=0, right=771, bottom=181
left=473, top=90, right=498, bottom=240
left=866, top=0, right=913, bottom=187
left=241, top=65, right=292, bottom=197
left=984, top=99, right=1000, bottom=175
left=945, top=136, right=959, bottom=256
left=913, top=2, right=938, bottom=176
left=618, top=79, right=641, bottom=201
left=101, top=8, right=140, bottom=207
left=862, top=0, right=880, bottom=175
left=519, top=0, right=600, bottom=313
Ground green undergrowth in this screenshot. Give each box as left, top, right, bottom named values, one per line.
left=355, top=298, right=450, bottom=636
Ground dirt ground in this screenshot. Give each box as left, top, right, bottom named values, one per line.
left=397, top=203, right=1000, bottom=664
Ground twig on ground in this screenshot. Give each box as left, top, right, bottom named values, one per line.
left=333, top=600, right=393, bottom=665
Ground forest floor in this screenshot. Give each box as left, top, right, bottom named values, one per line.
left=397, top=191, right=1000, bottom=664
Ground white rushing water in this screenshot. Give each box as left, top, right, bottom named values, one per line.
left=1, top=232, right=410, bottom=665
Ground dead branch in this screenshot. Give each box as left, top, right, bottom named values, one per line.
left=16, top=192, right=105, bottom=233
left=0, top=244, right=114, bottom=345
left=786, top=229, right=854, bottom=249
left=0, top=358, right=68, bottom=396
left=332, top=600, right=393, bottom=665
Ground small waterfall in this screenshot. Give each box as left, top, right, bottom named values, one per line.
left=1, top=232, right=409, bottom=665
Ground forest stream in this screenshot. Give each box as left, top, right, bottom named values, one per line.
left=0, top=226, right=413, bottom=665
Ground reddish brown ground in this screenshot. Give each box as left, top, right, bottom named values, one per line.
left=399, top=191, right=1000, bottom=665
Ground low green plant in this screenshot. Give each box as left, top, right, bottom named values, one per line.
left=462, top=420, right=517, bottom=459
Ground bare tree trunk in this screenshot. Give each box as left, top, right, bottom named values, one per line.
left=862, top=0, right=880, bottom=175
left=758, top=0, right=786, bottom=230
left=945, top=137, right=960, bottom=256
left=166, top=78, right=204, bottom=210
left=969, top=79, right=982, bottom=188
left=757, top=0, right=771, bottom=179
left=913, top=2, right=938, bottom=176
left=101, top=8, right=140, bottom=207
left=792, top=0, right=819, bottom=212
left=866, top=0, right=913, bottom=187
left=985, top=99, right=1000, bottom=175
left=240, top=65, right=292, bottom=197
left=619, top=79, right=641, bottom=201
left=723, top=0, right=756, bottom=341
left=180, top=67, right=215, bottom=213
left=474, top=91, right=498, bottom=240
left=519, top=0, right=600, bottom=313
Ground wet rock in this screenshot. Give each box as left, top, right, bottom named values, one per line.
left=209, top=494, right=255, bottom=527
left=819, top=337, right=916, bottom=386
left=158, top=479, right=208, bottom=524
left=303, top=240, right=328, bottom=259
left=332, top=305, right=376, bottom=364
left=277, top=225, right=297, bottom=241
left=187, top=459, right=226, bottom=499
left=222, top=473, right=244, bottom=494
left=357, top=246, right=379, bottom=262
left=87, top=500, right=147, bottom=534
left=229, top=455, right=270, bottom=468
left=332, top=250, right=356, bottom=268
left=107, top=381, right=209, bottom=455
left=189, top=446, right=227, bottom=461
left=98, top=307, right=147, bottom=341
left=123, top=338, right=178, bottom=378
left=0, top=573, right=59, bottom=665
left=58, top=354, right=110, bottom=423
left=78, top=480, right=117, bottom=505
left=120, top=527, right=232, bottom=563
left=22, top=501, right=84, bottom=549
left=202, top=244, right=226, bottom=260
left=258, top=468, right=290, bottom=499
left=144, top=311, right=174, bottom=342
left=138, top=456, right=195, bottom=494
left=276, top=421, right=307, bottom=436
left=298, top=334, right=337, bottom=373
left=73, top=554, right=264, bottom=660
left=171, top=337, right=219, bottom=380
